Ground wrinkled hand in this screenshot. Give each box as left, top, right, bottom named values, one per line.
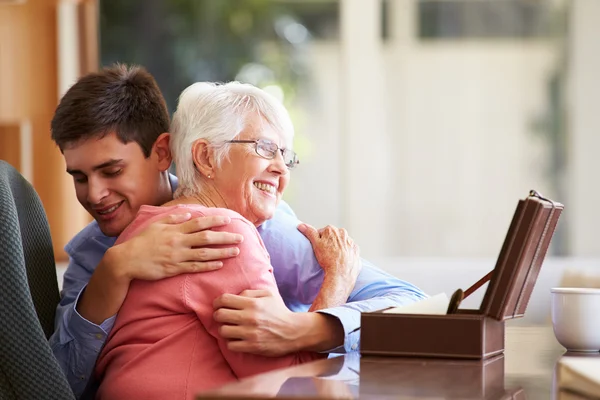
left=297, top=223, right=361, bottom=290
left=213, top=290, right=300, bottom=356
left=115, top=212, right=243, bottom=281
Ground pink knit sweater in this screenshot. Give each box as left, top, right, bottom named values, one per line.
left=95, top=205, right=321, bottom=400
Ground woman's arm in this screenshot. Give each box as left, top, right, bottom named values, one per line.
left=183, top=217, right=325, bottom=379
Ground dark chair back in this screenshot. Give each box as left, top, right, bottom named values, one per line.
left=0, top=160, right=74, bottom=399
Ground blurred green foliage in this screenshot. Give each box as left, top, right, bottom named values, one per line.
left=100, top=0, right=311, bottom=113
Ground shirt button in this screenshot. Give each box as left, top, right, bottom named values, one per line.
left=351, top=343, right=358, bottom=351
left=80, top=376, right=86, bottom=380
left=95, top=333, right=104, bottom=340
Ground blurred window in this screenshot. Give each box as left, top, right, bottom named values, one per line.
left=418, top=0, right=557, bottom=39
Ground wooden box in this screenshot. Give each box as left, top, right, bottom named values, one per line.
left=361, top=191, right=564, bottom=359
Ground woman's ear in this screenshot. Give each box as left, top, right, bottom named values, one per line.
left=191, top=139, right=215, bottom=179
left=152, top=133, right=173, bottom=171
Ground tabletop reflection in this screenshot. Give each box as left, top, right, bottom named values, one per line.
left=198, top=326, right=599, bottom=400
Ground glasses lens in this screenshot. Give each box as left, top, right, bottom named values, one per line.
left=283, top=150, right=299, bottom=169
left=255, top=139, right=298, bottom=169
left=256, top=139, right=278, bottom=159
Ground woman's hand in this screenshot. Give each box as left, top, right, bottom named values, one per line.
left=297, top=223, right=362, bottom=308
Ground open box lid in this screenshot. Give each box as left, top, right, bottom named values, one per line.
left=480, top=190, right=564, bottom=321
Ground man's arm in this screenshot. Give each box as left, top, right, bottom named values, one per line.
left=50, top=213, right=243, bottom=397
left=76, top=213, right=242, bottom=324
left=214, top=208, right=427, bottom=355
left=315, top=258, right=427, bottom=352
left=298, top=223, right=427, bottom=353
left=49, top=237, right=116, bottom=399
left=213, top=222, right=361, bottom=356
left=213, top=259, right=426, bottom=355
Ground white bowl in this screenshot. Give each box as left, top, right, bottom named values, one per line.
left=551, top=288, right=600, bottom=352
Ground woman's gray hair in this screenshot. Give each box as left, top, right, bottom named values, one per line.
left=170, top=81, right=294, bottom=198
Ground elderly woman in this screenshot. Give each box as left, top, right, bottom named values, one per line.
left=93, top=82, right=359, bottom=400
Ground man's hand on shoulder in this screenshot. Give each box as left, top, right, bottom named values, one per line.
left=77, top=212, right=244, bottom=325
left=115, top=212, right=243, bottom=280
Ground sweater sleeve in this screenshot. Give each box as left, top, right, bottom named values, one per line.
left=182, top=217, right=323, bottom=379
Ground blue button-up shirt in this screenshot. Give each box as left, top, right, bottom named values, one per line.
left=49, top=176, right=427, bottom=398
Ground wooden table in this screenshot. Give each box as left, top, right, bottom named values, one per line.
left=197, top=326, right=599, bottom=399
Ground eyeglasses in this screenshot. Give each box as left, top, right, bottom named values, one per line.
left=227, top=139, right=300, bottom=169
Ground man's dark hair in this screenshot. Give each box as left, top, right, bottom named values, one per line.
left=51, top=63, right=170, bottom=157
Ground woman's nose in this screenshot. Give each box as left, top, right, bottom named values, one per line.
left=269, top=150, right=288, bottom=174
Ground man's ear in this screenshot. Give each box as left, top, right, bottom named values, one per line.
left=191, top=139, right=215, bottom=178
left=152, top=133, right=173, bottom=171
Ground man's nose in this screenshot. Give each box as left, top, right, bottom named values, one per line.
left=87, top=178, right=110, bottom=204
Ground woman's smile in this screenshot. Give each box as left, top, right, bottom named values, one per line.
left=253, top=181, right=277, bottom=196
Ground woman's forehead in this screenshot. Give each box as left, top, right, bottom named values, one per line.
left=239, top=116, right=291, bottom=147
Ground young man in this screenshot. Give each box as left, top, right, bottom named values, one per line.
left=49, top=64, right=427, bottom=398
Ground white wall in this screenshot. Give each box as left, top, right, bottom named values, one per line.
left=284, top=44, right=343, bottom=230
left=286, top=0, right=564, bottom=260
left=568, top=0, right=600, bottom=256
left=387, top=43, right=556, bottom=257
